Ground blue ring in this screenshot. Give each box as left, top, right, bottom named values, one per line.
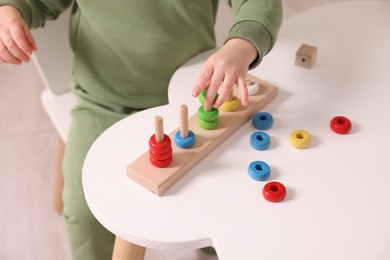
left=174, top=130, right=195, bottom=149
left=250, top=131, right=270, bottom=150
left=252, top=112, right=273, bottom=130
left=248, top=161, right=271, bottom=181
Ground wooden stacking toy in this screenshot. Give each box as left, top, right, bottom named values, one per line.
left=127, top=74, right=278, bottom=196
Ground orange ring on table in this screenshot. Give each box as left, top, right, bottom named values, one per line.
left=149, top=155, right=172, bottom=168
left=330, top=116, right=352, bottom=134
left=149, top=147, right=172, bottom=161
left=220, top=96, right=240, bottom=112
left=289, top=130, right=311, bottom=149
left=263, top=181, right=286, bottom=202
left=149, top=134, right=172, bottom=153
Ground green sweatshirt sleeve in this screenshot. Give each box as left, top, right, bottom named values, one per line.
left=0, top=0, right=73, bottom=28
left=226, top=0, right=283, bottom=68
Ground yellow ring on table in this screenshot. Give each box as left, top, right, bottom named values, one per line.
left=289, top=130, right=311, bottom=149
left=220, top=96, right=240, bottom=112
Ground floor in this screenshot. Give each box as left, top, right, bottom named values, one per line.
left=0, top=1, right=376, bottom=259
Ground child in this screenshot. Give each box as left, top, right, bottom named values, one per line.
left=0, top=1, right=282, bottom=259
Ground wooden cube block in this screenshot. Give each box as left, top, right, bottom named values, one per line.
left=295, top=44, right=318, bottom=69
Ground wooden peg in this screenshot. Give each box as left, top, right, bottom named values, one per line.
left=154, top=116, right=164, bottom=142
left=180, top=105, right=189, bottom=138
left=204, top=105, right=212, bottom=112
left=227, top=90, right=234, bottom=101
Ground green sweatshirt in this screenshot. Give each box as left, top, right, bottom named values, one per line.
left=0, top=0, right=282, bottom=110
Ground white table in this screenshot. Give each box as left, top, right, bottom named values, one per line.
left=83, top=2, right=390, bottom=259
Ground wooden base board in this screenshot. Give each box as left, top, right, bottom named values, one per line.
left=127, top=75, right=278, bottom=196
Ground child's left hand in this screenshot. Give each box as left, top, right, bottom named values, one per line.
left=192, top=38, right=258, bottom=110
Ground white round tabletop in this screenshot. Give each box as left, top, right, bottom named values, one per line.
left=83, top=2, right=390, bottom=259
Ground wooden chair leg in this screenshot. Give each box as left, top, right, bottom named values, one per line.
left=53, top=134, right=65, bottom=214
left=112, top=236, right=146, bottom=260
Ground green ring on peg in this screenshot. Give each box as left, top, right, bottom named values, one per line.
left=197, top=105, right=219, bottom=122
left=198, top=118, right=218, bottom=130
left=198, top=89, right=219, bottom=106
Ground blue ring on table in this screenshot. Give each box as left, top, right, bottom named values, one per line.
left=252, top=112, right=273, bottom=130
left=248, top=161, right=271, bottom=181
left=250, top=131, right=270, bottom=150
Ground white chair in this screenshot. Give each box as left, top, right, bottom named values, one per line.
left=31, top=7, right=75, bottom=213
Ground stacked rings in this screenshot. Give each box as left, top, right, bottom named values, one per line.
left=198, top=105, right=219, bottom=130
left=252, top=112, right=273, bottom=130
left=149, top=134, right=172, bottom=168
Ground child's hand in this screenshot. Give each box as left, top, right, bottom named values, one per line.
left=0, top=6, right=37, bottom=65
left=192, top=38, right=257, bottom=110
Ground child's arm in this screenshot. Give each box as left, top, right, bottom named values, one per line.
left=0, top=5, right=37, bottom=65
left=192, top=0, right=283, bottom=111
left=192, top=38, right=257, bottom=109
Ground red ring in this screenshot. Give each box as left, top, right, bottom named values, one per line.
left=149, top=155, right=172, bottom=168
left=149, top=147, right=172, bottom=161
left=263, top=182, right=286, bottom=202
left=330, top=116, right=352, bottom=134
left=149, top=134, right=172, bottom=153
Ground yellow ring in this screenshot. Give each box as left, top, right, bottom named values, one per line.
left=220, top=96, right=240, bottom=112
left=289, top=130, right=311, bottom=149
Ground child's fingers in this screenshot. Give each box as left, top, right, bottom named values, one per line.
left=0, top=40, right=22, bottom=65
left=237, top=76, right=249, bottom=106
left=9, top=25, right=32, bottom=61
left=22, top=24, right=37, bottom=51
left=193, top=63, right=213, bottom=97
left=214, top=74, right=235, bottom=108
left=204, top=69, right=224, bottom=109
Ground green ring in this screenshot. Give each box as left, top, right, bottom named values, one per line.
left=198, top=89, right=219, bottom=106
left=198, top=118, right=218, bottom=130
left=198, top=105, right=219, bottom=122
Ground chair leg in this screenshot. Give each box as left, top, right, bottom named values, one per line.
left=53, top=134, right=65, bottom=214
left=112, top=236, right=146, bottom=260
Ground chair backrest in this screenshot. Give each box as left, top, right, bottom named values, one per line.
left=32, top=8, right=73, bottom=95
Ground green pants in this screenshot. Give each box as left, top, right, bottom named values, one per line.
left=62, top=83, right=136, bottom=260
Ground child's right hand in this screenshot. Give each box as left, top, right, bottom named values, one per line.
left=0, top=5, right=37, bottom=65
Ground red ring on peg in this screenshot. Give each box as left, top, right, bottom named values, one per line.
left=263, top=181, right=286, bottom=202
left=149, top=147, right=173, bottom=161
left=149, top=134, right=172, bottom=152
left=149, top=155, right=172, bottom=168
left=330, top=116, right=352, bottom=134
